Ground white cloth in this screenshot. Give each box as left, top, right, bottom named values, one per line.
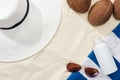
left=0, top=0, right=119, bottom=80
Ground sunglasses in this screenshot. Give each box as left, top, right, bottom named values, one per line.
left=66, top=62, right=99, bottom=78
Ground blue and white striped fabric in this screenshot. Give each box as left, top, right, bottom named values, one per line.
left=67, top=23, right=120, bottom=80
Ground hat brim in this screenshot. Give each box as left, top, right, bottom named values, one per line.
left=0, top=0, right=61, bottom=62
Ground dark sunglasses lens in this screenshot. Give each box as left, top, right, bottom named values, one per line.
left=67, top=63, right=81, bottom=72
left=85, top=67, right=99, bottom=78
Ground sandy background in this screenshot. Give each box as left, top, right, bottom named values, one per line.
left=0, top=0, right=119, bottom=80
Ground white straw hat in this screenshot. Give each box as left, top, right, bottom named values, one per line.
left=0, top=0, right=61, bottom=62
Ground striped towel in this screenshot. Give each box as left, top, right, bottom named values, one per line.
left=67, top=23, right=120, bottom=80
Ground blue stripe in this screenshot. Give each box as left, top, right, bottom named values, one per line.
left=67, top=72, right=87, bottom=80
left=88, top=51, right=100, bottom=67
left=113, top=23, right=120, bottom=38
left=108, top=58, right=120, bottom=80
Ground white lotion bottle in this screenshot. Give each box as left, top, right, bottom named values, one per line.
left=93, top=38, right=118, bottom=75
